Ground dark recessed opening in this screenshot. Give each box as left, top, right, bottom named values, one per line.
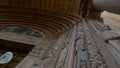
left=0, top=39, right=34, bottom=68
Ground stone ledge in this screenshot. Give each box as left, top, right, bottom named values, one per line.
left=101, top=30, right=120, bottom=41
left=0, top=32, right=41, bottom=45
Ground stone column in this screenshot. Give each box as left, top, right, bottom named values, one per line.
left=92, top=0, right=120, bottom=14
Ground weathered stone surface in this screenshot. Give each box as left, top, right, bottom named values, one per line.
left=28, top=46, right=44, bottom=57
left=16, top=46, right=44, bottom=68
left=77, top=50, right=88, bottom=68
left=83, top=20, right=107, bottom=68
left=64, top=26, right=77, bottom=68
left=31, top=32, right=68, bottom=68
left=16, top=56, right=40, bottom=68
left=108, top=40, right=120, bottom=64
left=102, top=24, right=111, bottom=31
left=101, top=30, right=120, bottom=41
left=89, top=19, right=120, bottom=68
left=76, top=37, right=84, bottom=50
left=109, top=40, right=120, bottom=52
left=76, top=23, right=89, bottom=68
left=56, top=47, right=68, bottom=68
left=15, top=19, right=120, bottom=68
